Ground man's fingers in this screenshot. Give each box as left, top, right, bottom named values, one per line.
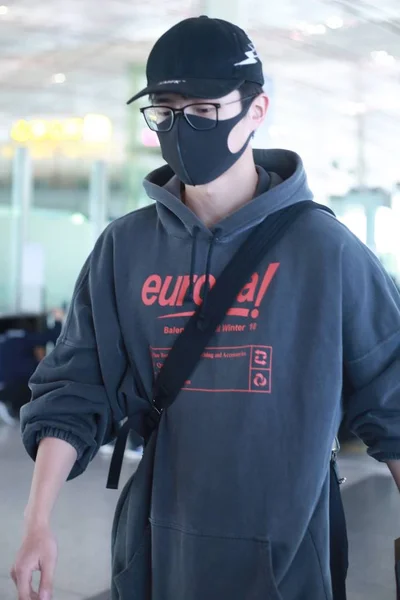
left=12, top=564, right=34, bottom=600
left=38, top=556, right=56, bottom=600
left=39, top=588, right=52, bottom=600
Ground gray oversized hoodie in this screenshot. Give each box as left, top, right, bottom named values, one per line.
left=21, top=149, right=400, bottom=600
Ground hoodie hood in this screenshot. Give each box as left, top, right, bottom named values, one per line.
left=143, top=149, right=313, bottom=240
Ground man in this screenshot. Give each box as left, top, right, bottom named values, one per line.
left=11, top=15, right=400, bottom=600
left=0, top=312, right=63, bottom=425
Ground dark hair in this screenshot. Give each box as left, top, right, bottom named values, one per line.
left=239, top=81, right=264, bottom=100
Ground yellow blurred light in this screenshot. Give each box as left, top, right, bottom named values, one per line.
left=10, top=117, right=88, bottom=143
left=0, top=5, right=8, bottom=15
left=63, top=144, right=82, bottom=159
left=0, top=145, right=14, bottom=158
left=31, top=145, right=54, bottom=159
left=10, top=116, right=112, bottom=150
left=82, top=114, right=113, bottom=143
left=48, top=120, right=65, bottom=141
left=63, top=118, right=83, bottom=140
left=31, top=120, right=47, bottom=139
left=10, top=120, right=31, bottom=143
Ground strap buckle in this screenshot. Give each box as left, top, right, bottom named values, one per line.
left=331, top=437, right=346, bottom=485
left=331, top=436, right=341, bottom=463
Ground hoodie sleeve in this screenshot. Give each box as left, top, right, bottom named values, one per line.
left=20, top=228, right=146, bottom=480
left=342, top=233, right=400, bottom=462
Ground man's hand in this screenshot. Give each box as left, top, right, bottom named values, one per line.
left=11, top=523, right=58, bottom=600
left=11, top=438, right=77, bottom=599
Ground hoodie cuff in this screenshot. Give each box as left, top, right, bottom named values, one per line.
left=367, top=439, right=400, bottom=463
left=373, top=452, right=400, bottom=463
left=35, top=427, right=86, bottom=461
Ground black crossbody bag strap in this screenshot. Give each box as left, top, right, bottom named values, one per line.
left=107, top=200, right=333, bottom=490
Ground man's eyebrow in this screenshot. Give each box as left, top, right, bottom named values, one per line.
left=150, top=94, right=190, bottom=104
left=152, top=96, right=173, bottom=103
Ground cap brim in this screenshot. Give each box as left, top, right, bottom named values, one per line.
left=126, top=78, right=245, bottom=104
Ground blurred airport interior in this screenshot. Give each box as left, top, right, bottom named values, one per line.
left=1, top=0, right=400, bottom=318
left=1, top=1, right=400, bottom=599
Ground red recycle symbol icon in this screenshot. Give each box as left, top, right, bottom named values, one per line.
left=253, top=373, right=268, bottom=388
left=254, top=350, right=268, bottom=367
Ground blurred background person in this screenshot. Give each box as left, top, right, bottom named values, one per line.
left=0, top=310, right=64, bottom=424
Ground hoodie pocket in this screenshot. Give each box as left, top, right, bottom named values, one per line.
left=151, top=521, right=282, bottom=600
left=113, top=525, right=151, bottom=600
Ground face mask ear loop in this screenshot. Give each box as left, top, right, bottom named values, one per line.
left=200, top=227, right=222, bottom=317
left=175, top=113, right=194, bottom=186
left=224, top=96, right=256, bottom=158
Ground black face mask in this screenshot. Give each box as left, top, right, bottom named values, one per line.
left=157, top=102, right=253, bottom=186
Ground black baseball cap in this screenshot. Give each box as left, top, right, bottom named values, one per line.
left=127, top=16, right=264, bottom=104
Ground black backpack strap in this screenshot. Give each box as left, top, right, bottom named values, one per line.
left=106, top=201, right=334, bottom=489
left=330, top=460, right=349, bottom=600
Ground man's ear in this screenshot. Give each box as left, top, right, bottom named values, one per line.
left=249, top=94, right=269, bottom=132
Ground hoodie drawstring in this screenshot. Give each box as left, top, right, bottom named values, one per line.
left=186, top=226, right=222, bottom=318
left=201, top=227, right=222, bottom=315
left=187, top=226, right=200, bottom=302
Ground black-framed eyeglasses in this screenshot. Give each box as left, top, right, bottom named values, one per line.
left=140, top=95, right=258, bottom=133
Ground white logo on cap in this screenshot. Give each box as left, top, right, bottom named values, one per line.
left=158, top=80, right=186, bottom=85
left=234, top=44, right=259, bottom=67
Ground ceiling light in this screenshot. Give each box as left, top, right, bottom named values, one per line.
left=52, top=73, right=66, bottom=84
left=370, top=50, right=396, bottom=67
left=71, top=213, right=85, bottom=226
left=0, top=5, right=8, bottom=15
left=326, top=16, right=344, bottom=30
